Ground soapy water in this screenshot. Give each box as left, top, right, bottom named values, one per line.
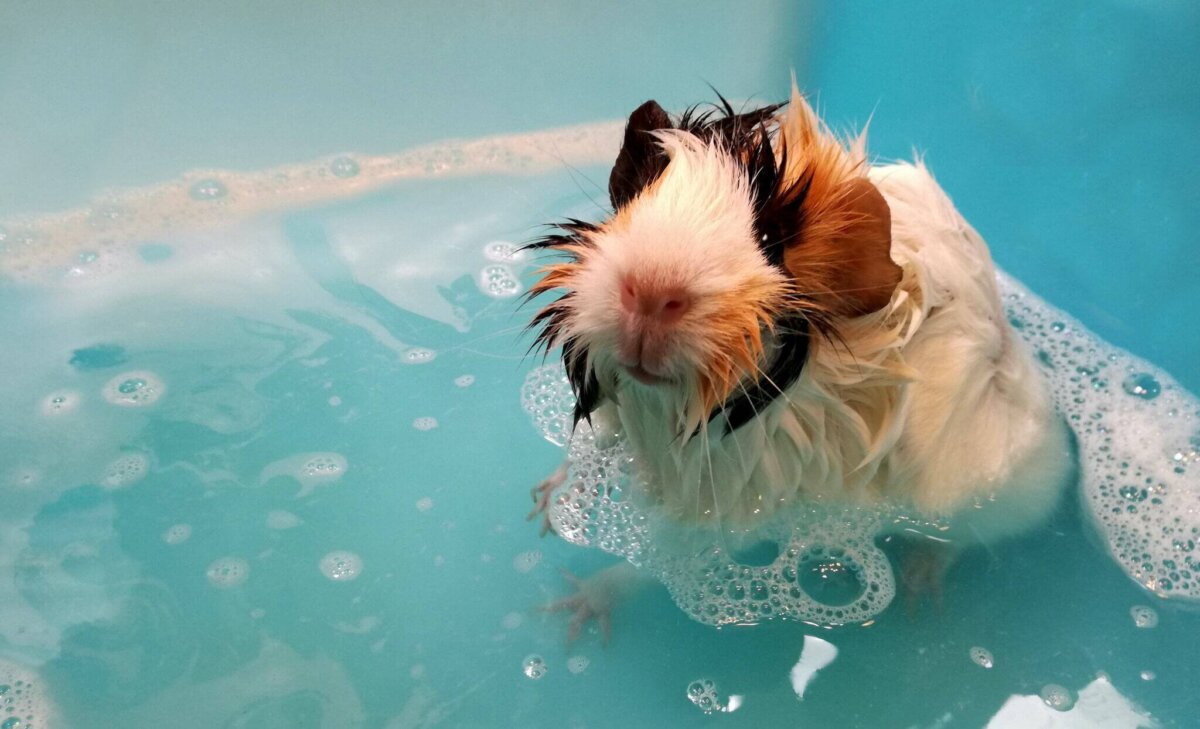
left=0, top=104, right=1190, bottom=725
left=521, top=270, right=1200, bottom=626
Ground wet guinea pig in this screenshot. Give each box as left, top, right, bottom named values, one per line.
left=525, top=85, right=1073, bottom=624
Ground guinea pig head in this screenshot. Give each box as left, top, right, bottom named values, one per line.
left=527, top=90, right=901, bottom=437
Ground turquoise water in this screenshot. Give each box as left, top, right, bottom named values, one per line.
left=1, top=2, right=1198, bottom=727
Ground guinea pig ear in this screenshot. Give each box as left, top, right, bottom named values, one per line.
left=783, top=176, right=901, bottom=318
left=608, top=100, right=673, bottom=209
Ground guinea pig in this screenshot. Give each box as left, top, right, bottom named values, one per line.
left=525, top=85, right=1074, bottom=630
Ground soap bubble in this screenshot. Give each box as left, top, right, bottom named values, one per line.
left=969, top=646, right=994, bottom=668
left=1130, top=605, right=1158, bottom=628
left=415, top=497, right=434, bottom=512
left=189, top=178, right=228, bottom=200
left=329, top=156, right=360, bottom=178
left=483, top=241, right=525, bottom=262
left=319, top=551, right=363, bottom=581
left=1121, top=373, right=1161, bottom=400
left=100, top=452, right=149, bottom=488
left=522, top=654, right=546, bottom=679
left=206, top=557, right=249, bottom=588
left=102, top=370, right=165, bottom=407
left=686, top=679, right=722, bottom=714
left=40, top=389, right=81, bottom=416
left=412, top=417, right=438, bottom=431
left=501, top=612, right=523, bottom=630
left=162, top=524, right=192, bottom=544
left=7, top=468, right=41, bottom=488
left=402, top=347, right=436, bottom=364
left=454, top=374, right=475, bottom=388
left=566, top=655, right=590, bottom=674
left=478, top=264, right=521, bottom=298
left=797, top=551, right=866, bottom=606
left=1039, top=684, right=1074, bottom=711
left=1140, top=670, right=1156, bottom=681
left=512, top=550, right=541, bottom=573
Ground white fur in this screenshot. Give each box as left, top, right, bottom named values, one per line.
left=593, top=157, right=1072, bottom=547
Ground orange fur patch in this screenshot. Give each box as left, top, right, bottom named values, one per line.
left=776, top=88, right=902, bottom=317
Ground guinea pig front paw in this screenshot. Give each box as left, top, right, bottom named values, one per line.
left=541, top=568, right=614, bottom=646
left=527, top=461, right=568, bottom=537
left=899, top=540, right=953, bottom=617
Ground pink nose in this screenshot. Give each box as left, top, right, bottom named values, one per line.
left=619, top=278, right=691, bottom=325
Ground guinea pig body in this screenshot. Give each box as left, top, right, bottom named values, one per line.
left=528, top=87, right=1072, bottom=549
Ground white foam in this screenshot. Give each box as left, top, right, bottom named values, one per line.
left=454, top=375, right=475, bottom=388
left=566, top=655, right=590, bottom=674
left=412, top=417, right=438, bottom=431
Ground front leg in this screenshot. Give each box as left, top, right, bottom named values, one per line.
left=541, top=562, right=652, bottom=645
left=527, top=460, right=568, bottom=536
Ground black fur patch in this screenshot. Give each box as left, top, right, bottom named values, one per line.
left=713, top=315, right=812, bottom=433
left=608, top=101, right=673, bottom=209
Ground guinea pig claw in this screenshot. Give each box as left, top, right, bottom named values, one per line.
left=527, top=462, right=568, bottom=537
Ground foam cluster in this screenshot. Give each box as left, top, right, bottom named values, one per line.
left=0, top=121, right=622, bottom=280
left=0, top=660, right=55, bottom=729
left=998, top=272, right=1200, bottom=599
left=521, top=270, right=1200, bottom=628
left=521, top=366, right=896, bottom=628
